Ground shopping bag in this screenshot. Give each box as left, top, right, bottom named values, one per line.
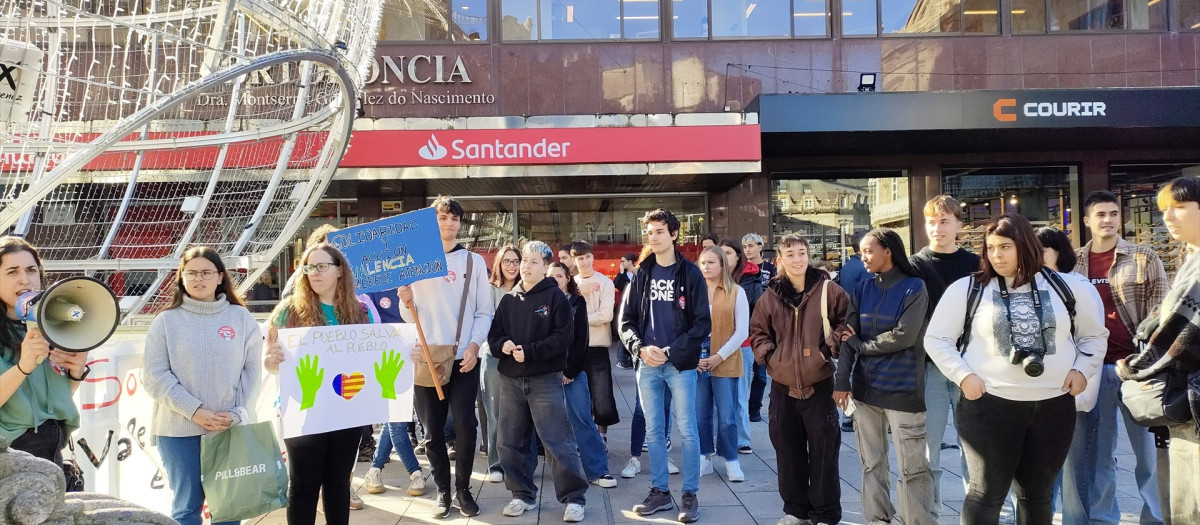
left=200, top=422, right=289, bottom=522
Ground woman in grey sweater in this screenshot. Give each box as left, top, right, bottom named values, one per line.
left=143, top=246, right=263, bottom=525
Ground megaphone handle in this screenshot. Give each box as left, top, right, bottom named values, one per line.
left=28, top=322, right=46, bottom=364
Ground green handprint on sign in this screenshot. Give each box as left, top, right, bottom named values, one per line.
left=295, top=354, right=325, bottom=410
left=374, top=349, right=406, bottom=400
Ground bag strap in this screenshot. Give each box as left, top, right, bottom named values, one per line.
left=820, top=280, right=832, bottom=340
left=957, top=276, right=985, bottom=356
left=453, top=253, right=474, bottom=347
left=1039, top=267, right=1077, bottom=339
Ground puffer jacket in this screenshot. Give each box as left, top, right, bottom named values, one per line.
left=749, top=268, right=850, bottom=399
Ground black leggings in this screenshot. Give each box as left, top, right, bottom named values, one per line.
left=585, top=346, right=619, bottom=427
left=284, top=426, right=362, bottom=525
left=957, top=392, right=1075, bottom=525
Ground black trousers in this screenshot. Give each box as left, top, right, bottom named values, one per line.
left=414, top=359, right=480, bottom=493
left=585, top=346, right=620, bottom=427
left=768, top=379, right=842, bottom=524
left=957, top=392, right=1075, bottom=525
left=284, top=426, right=361, bottom=525
left=11, top=419, right=66, bottom=464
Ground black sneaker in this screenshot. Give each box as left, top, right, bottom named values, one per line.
left=840, top=420, right=854, bottom=433
left=749, top=412, right=763, bottom=423
left=431, top=492, right=451, bottom=519
left=738, top=445, right=753, bottom=454
left=456, top=489, right=480, bottom=517
left=678, top=491, right=699, bottom=523
left=633, top=488, right=674, bottom=516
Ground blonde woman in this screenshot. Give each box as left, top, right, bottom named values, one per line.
left=695, top=246, right=749, bottom=481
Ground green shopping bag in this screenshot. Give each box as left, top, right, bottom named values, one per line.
left=200, top=422, right=289, bottom=522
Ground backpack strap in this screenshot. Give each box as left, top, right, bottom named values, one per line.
left=820, top=280, right=831, bottom=340
left=957, top=276, right=985, bottom=356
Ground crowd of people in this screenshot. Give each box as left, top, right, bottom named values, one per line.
left=2, top=183, right=1200, bottom=525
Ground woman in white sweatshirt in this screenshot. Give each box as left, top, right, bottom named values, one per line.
left=143, top=246, right=263, bottom=525
left=924, top=213, right=1107, bottom=525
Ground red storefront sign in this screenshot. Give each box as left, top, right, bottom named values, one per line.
left=339, top=125, right=761, bottom=167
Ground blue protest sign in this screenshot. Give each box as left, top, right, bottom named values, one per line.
left=325, top=207, right=447, bottom=293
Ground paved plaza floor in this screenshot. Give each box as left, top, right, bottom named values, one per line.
left=251, top=350, right=1149, bottom=525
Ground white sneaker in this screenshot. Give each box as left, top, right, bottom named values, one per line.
left=348, top=492, right=364, bottom=510
left=667, top=458, right=679, bottom=475
left=486, top=470, right=504, bottom=483
left=591, top=474, right=617, bottom=488
left=364, top=467, right=385, bottom=494
left=699, top=455, right=713, bottom=477
left=726, top=459, right=745, bottom=482
left=406, top=470, right=427, bottom=497
left=621, top=457, right=641, bottom=478
left=563, top=503, right=585, bottom=522
left=503, top=498, right=537, bottom=517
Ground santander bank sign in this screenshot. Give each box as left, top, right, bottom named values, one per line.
left=343, top=126, right=760, bottom=168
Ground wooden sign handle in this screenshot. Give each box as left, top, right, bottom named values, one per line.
left=405, top=298, right=446, bottom=401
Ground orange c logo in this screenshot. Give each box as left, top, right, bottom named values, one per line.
left=993, top=99, right=1017, bottom=122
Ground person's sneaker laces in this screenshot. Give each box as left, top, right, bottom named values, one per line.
left=591, top=474, right=617, bottom=488
left=431, top=492, right=451, bottom=519
left=621, top=457, right=641, bottom=478
left=456, top=489, right=480, bottom=517
left=564, top=503, right=585, bottom=522
left=667, top=458, right=679, bottom=475
left=486, top=470, right=504, bottom=483
left=502, top=498, right=537, bottom=517
left=632, top=488, right=674, bottom=516
left=407, top=470, right=427, bottom=497
left=726, top=459, right=745, bottom=482
left=678, top=491, right=699, bottom=523
left=364, top=467, right=385, bottom=494
left=699, top=455, right=713, bottom=477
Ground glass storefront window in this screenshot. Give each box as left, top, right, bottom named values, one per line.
left=770, top=172, right=911, bottom=274
left=1012, top=0, right=1049, bottom=32
left=941, top=166, right=1079, bottom=255
left=503, top=0, right=660, bottom=40
left=1047, top=0, right=1163, bottom=31
left=1109, top=163, right=1200, bottom=275
left=711, top=0, right=791, bottom=38
left=381, top=0, right=489, bottom=41
left=842, top=0, right=880, bottom=35
left=793, top=0, right=830, bottom=36
left=1182, top=0, right=1200, bottom=30
left=502, top=0, right=539, bottom=40
left=673, top=0, right=710, bottom=38
left=623, top=0, right=662, bottom=38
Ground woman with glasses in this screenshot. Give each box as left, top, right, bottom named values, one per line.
left=925, top=213, right=1107, bottom=524
left=143, top=246, right=263, bottom=525
left=263, top=243, right=373, bottom=525
left=480, top=244, right=520, bottom=482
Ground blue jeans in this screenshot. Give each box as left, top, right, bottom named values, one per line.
left=924, top=362, right=966, bottom=518
left=565, top=371, right=611, bottom=480
left=1062, top=364, right=1163, bottom=525
left=480, top=350, right=503, bottom=473
left=630, top=365, right=671, bottom=457
left=497, top=372, right=588, bottom=505
left=637, top=362, right=699, bottom=493
left=736, top=345, right=753, bottom=448
left=371, top=422, right=420, bottom=475
left=157, top=435, right=239, bottom=525
left=698, top=373, right=739, bottom=460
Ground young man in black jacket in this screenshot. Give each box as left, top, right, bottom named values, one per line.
left=619, top=209, right=711, bottom=523
left=488, top=240, right=590, bottom=523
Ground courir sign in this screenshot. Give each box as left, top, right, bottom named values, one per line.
left=340, top=125, right=762, bottom=167
left=993, top=98, right=1107, bottom=121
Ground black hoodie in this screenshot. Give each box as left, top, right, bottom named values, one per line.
left=488, top=277, right=573, bottom=378
left=564, top=293, right=589, bottom=379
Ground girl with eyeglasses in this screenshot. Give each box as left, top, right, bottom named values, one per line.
left=0, top=237, right=91, bottom=464
left=262, top=242, right=373, bottom=525
left=143, top=246, right=263, bottom=525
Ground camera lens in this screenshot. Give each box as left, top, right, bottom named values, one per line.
left=1022, top=354, right=1045, bottom=377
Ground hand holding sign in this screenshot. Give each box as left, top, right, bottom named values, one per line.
left=374, top=349, right=405, bottom=400
left=296, top=354, right=325, bottom=410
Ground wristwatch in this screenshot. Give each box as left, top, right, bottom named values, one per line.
left=67, top=365, right=91, bottom=382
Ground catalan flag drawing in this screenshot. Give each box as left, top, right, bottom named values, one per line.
left=332, top=372, right=366, bottom=400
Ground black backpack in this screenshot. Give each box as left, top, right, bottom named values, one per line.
left=956, top=267, right=1077, bottom=356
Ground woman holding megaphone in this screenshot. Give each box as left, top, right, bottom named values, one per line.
left=0, top=236, right=90, bottom=463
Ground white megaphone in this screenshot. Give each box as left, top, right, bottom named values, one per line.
left=15, top=276, right=120, bottom=363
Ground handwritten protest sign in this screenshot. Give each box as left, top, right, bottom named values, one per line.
left=326, top=207, right=447, bottom=294
left=276, top=323, right=416, bottom=439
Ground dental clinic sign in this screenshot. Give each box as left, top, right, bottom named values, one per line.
left=340, top=125, right=762, bottom=167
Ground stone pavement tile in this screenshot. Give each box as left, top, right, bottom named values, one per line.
left=735, top=490, right=787, bottom=520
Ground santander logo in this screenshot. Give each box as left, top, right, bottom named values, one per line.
left=418, top=135, right=448, bottom=160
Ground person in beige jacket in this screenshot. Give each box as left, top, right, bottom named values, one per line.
left=572, top=241, right=620, bottom=437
